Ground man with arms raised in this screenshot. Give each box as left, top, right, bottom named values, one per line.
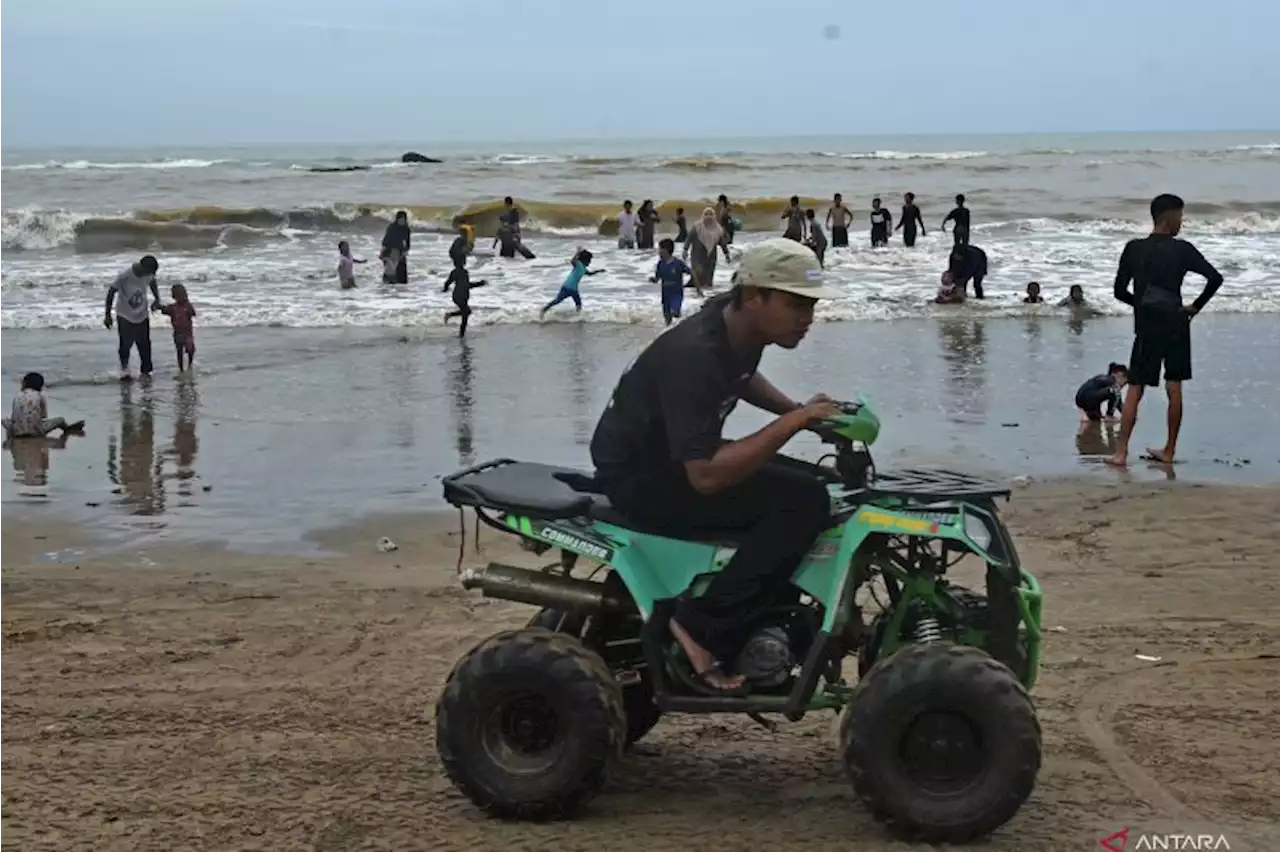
left=1107, top=193, right=1223, bottom=467
left=590, top=238, right=842, bottom=691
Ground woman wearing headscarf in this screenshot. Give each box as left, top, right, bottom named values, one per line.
left=637, top=200, right=660, bottom=250
left=682, top=207, right=732, bottom=293
left=380, top=210, right=411, bottom=283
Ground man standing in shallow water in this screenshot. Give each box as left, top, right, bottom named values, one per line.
left=105, top=254, right=162, bottom=380
left=1107, top=193, right=1224, bottom=467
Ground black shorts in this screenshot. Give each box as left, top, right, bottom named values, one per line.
left=1075, top=389, right=1109, bottom=420
left=831, top=226, right=849, bottom=247
left=1129, top=312, right=1192, bottom=387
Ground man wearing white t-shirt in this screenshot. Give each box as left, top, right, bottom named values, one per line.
left=616, top=199, right=638, bottom=250
left=104, top=254, right=162, bottom=379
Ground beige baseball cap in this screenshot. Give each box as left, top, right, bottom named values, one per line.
left=731, top=238, right=842, bottom=299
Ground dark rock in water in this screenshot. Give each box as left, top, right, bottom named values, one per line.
left=307, top=165, right=370, bottom=173
left=401, top=151, right=442, bottom=163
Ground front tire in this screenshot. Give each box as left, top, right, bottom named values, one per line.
left=435, top=629, right=626, bottom=820
left=840, top=643, right=1041, bottom=843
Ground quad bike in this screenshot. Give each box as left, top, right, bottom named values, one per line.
left=434, top=398, right=1044, bottom=844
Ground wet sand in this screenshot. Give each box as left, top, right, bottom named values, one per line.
left=3, top=313, right=1276, bottom=551
left=4, top=481, right=1280, bottom=851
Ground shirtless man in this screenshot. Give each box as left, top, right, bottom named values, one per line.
left=825, top=193, right=854, bottom=247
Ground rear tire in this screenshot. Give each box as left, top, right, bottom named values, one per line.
left=840, top=643, right=1041, bottom=843
left=528, top=607, right=662, bottom=746
left=435, top=629, right=626, bottom=820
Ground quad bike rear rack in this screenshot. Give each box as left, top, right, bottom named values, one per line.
left=853, top=467, right=1012, bottom=502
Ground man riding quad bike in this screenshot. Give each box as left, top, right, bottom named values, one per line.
left=436, top=239, right=1044, bottom=843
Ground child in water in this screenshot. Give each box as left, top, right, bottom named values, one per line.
left=443, top=266, right=487, bottom=338
left=1059, top=284, right=1087, bottom=307
left=1075, top=362, right=1128, bottom=422
left=651, top=238, right=695, bottom=325
left=540, top=249, right=605, bottom=318
left=337, top=240, right=366, bottom=290
left=3, top=372, right=84, bottom=439
left=805, top=209, right=827, bottom=268
left=1024, top=281, right=1044, bottom=303
left=674, top=207, right=688, bottom=242
left=159, top=284, right=197, bottom=372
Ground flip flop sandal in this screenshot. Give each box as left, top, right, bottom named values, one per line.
left=667, top=646, right=746, bottom=697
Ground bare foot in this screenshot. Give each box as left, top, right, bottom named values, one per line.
left=1104, top=453, right=1128, bottom=467
left=669, top=619, right=744, bottom=691
left=1145, top=447, right=1174, bottom=464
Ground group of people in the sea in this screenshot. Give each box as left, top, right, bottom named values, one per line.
left=5, top=190, right=1222, bottom=477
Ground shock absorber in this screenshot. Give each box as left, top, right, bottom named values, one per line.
left=913, top=614, right=943, bottom=643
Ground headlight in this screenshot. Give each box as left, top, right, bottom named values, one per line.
left=963, top=514, right=993, bottom=552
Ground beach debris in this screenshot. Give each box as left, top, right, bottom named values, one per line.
left=1049, top=625, right=1068, bottom=633
left=1012, top=475, right=1034, bottom=486
left=377, top=537, right=398, bottom=553
left=1135, top=654, right=1163, bottom=663
left=1001, top=422, right=1019, bottom=427
left=202, top=485, right=213, bottom=492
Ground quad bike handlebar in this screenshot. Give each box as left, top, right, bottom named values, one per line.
left=811, top=396, right=880, bottom=447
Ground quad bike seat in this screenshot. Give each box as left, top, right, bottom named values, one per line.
left=442, top=459, right=599, bottom=519
left=443, top=459, right=754, bottom=543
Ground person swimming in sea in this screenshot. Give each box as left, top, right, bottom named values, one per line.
left=540, top=249, right=605, bottom=318
left=1024, top=281, right=1044, bottom=303
left=942, top=194, right=971, bottom=246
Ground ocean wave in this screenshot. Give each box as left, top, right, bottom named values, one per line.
left=2, top=158, right=231, bottom=171
left=8, top=198, right=1280, bottom=254
left=813, top=150, right=990, bottom=161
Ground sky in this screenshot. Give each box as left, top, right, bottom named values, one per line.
left=2, top=0, right=1278, bottom=147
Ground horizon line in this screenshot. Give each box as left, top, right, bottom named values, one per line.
left=3, top=128, right=1278, bottom=152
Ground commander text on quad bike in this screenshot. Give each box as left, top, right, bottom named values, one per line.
left=589, top=237, right=844, bottom=691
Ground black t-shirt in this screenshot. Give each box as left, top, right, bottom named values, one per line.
left=869, top=209, right=891, bottom=229
left=1114, top=234, right=1223, bottom=329
left=590, top=295, right=763, bottom=485
left=946, top=206, right=970, bottom=230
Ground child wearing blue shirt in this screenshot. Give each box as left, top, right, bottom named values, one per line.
left=540, top=249, right=605, bottom=318
left=650, top=238, right=695, bottom=325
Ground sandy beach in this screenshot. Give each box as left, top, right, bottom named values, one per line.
left=3, top=479, right=1279, bottom=851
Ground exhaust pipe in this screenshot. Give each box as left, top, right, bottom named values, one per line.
left=461, top=562, right=632, bottom=614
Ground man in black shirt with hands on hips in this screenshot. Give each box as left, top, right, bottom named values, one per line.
left=589, top=238, right=842, bottom=693
left=1107, top=193, right=1224, bottom=467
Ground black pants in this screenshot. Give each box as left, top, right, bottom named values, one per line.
left=870, top=225, right=888, bottom=247
left=831, top=226, right=849, bottom=247
left=953, top=226, right=969, bottom=246
left=605, top=460, right=831, bottom=659
left=903, top=228, right=917, bottom=247
left=117, top=317, right=153, bottom=374
left=446, top=294, right=472, bottom=336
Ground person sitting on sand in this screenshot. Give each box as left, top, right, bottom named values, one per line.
left=2, top=373, right=84, bottom=440
left=683, top=208, right=732, bottom=293
left=337, top=240, right=367, bottom=290
left=1075, top=362, right=1127, bottom=423
left=159, top=284, right=198, bottom=373
left=1024, top=281, right=1044, bottom=304
left=540, top=249, right=605, bottom=318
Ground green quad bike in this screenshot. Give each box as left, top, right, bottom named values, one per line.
left=435, top=398, right=1044, bottom=844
